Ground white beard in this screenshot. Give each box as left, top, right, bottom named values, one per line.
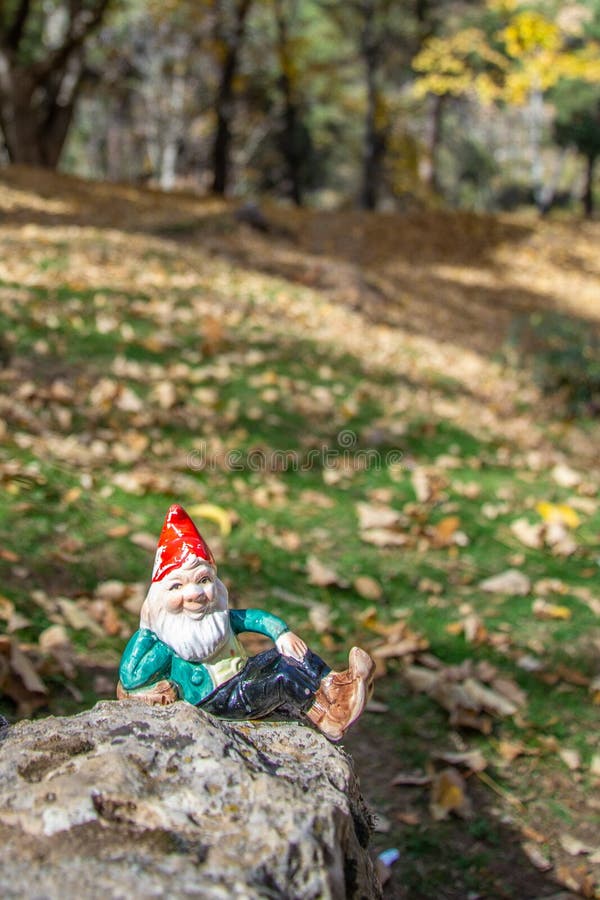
left=141, top=577, right=232, bottom=662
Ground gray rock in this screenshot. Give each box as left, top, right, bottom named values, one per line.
left=0, top=701, right=381, bottom=899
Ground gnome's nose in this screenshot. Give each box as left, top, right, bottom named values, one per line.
left=182, top=584, right=204, bottom=603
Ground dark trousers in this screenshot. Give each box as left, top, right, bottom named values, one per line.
left=198, top=649, right=330, bottom=719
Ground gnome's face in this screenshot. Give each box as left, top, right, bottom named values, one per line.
left=141, top=554, right=231, bottom=662
left=161, top=557, right=218, bottom=620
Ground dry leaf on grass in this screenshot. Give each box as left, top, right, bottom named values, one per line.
left=551, top=463, right=582, bottom=488
left=430, top=768, right=472, bottom=821
left=496, top=740, right=531, bottom=763
left=187, top=503, right=234, bottom=536
left=353, top=576, right=383, bottom=601
left=308, top=603, right=333, bottom=634
left=479, top=569, right=531, bottom=596
left=403, top=662, right=524, bottom=733
left=57, top=598, right=105, bottom=636
left=306, top=556, right=348, bottom=588
left=130, top=531, right=157, bottom=552
left=391, top=772, right=432, bottom=787
left=536, top=501, right=581, bottom=528
left=559, top=749, right=581, bottom=771
left=532, top=598, right=572, bottom=621
left=359, top=528, right=409, bottom=548
left=510, top=518, right=544, bottom=549
left=555, top=865, right=597, bottom=897
left=521, top=841, right=552, bottom=872
left=38, top=625, right=76, bottom=679
left=0, top=635, right=48, bottom=716
left=355, top=502, right=403, bottom=531
left=559, top=834, right=595, bottom=857
left=431, top=749, right=487, bottom=772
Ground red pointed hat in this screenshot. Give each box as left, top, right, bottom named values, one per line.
left=152, top=504, right=216, bottom=582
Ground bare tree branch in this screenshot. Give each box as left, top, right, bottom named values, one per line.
left=32, top=0, right=111, bottom=83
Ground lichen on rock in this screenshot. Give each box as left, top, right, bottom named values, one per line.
left=0, top=701, right=381, bottom=899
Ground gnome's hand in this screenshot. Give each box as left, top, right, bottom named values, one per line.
left=276, top=632, right=308, bottom=662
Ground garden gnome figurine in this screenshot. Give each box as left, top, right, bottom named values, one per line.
left=117, top=504, right=375, bottom=741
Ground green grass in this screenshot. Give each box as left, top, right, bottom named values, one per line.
left=1, top=227, right=599, bottom=899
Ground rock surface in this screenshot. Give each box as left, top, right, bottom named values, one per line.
left=0, top=701, right=381, bottom=899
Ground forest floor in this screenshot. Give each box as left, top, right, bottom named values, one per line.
left=0, top=166, right=599, bottom=899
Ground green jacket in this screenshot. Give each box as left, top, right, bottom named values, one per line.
left=119, top=608, right=289, bottom=705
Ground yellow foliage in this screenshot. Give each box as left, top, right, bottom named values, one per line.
left=412, top=1, right=600, bottom=106
left=501, top=11, right=561, bottom=58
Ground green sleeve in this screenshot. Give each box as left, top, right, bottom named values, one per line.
left=229, top=609, right=289, bottom=642
left=119, top=628, right=172, bottom=690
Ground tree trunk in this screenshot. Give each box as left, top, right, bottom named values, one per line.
left=274, top=0, right=304, bottom=206
left=0, top=0, right=111, bottom=169
left=211, top=0, right=252, bottom=196
left=583, top=153, right=596, bottom=218
left=160, top=65, right=187, bottom=190
left=360, top=52, right=386, bottom=210
left=0, top=68, right=82, bottom=168
left=420, top=93, right=444, bottom=195
left=359, top=3, right=386, bottom=211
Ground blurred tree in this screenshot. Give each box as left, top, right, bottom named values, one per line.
left=211, top=0, right=254, bottom=194
left=412, top=0, right=600, bottom=209
left=553, top=80, right=600, bottom=217
left=0, top=0, right=113, bottom=167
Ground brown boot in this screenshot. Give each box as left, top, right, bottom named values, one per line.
left=306, top=647, right=375, bottom=742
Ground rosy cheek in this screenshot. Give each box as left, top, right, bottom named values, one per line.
left=166, top=593, right=183, bottom=612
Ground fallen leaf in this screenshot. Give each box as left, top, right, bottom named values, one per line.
left=430, top=515, right=461, bottom=547
left=353, top=576, right=383, bottom=601
left=306, top=556, right=348, bottom=588
left=555, top=865, right=596, bottom=897
left=590, top=754, right=600, bottom=777
left=412, top=468, right=433, bottom=503
left=130, top=532, right=157, bottom=552
left=391, top=772, right=432, bottom=786
left=551, top=463, right=581, bottom=488
left=38, top=625, right=76, bottom=679
left=372, top=637, right=424, bottom=659
left=57, top=598, right=105, bottom=636
left=94, top=580, right=129, bottom=603
left=479, top=569, right=531, bottom=596
left=521, top=825, right=547, bottom=843
left=522, top=841, right=552, bottom=872
left=532, top=598, right=572, bottom=621
left=359, top=528, right=409, bottom=547
left=559, top=748, right=581, bottom=771
left=462, top=678, right=518, bottom=717
left=544, top=521, right=578, bottom=556
left=187, top=503, right=234, bottom=537
left=497, top=740, right=528, bottom=763
left=397, top=811, right=421, bottom=825
left=365, top=699, right=389, bottom=713
left=430, top=768, right=472, bottom=821
left=432, top=749, right=487, bottom=772
left=559, top=834, right=594, bottom=856
left=0, top=636, right=48, bottom=716
left=355, top=502, right=402, bottom=531
left=308, top=603, right=333, bottom=634
left=536, top=501, right=580, bottom=529
left=491, top=677, right=527, bottom=708
left=510, top=518, right=544, bottom=549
